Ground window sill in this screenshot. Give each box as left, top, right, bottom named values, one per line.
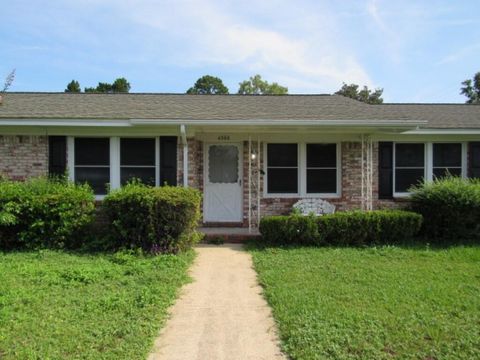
left=263, top=193, right=341, bottom=199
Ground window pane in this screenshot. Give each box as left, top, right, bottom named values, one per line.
left=307, top=144, right=336, bottom=167
left=267, top=144, right=297, bottom=167
left=208, top=145, right=238, bottom=183
left=75, top=138, right=109, bottom=165
left=433, top=143, right=461, bottom=167
left=396, top=144, right=424, bottom=167
left=121, top=138, right=155, bottom=166
left=75, top=167, right=109, bottom=195
left=121, top=167, right=156, bottom=186
left=307, top=169, right=336, bottom=193
left=268, top=168, right=297, bottom=193
left=395, top=169, right=424, bottom=192
left=433, top=168, right=462, bottom=179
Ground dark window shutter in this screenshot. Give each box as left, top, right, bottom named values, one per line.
left=378, top=142, right=393, bottom=199
left=48, top=136, right=67, bottom=177
left=160, top=136, right=178, bottom=186
left=469, top=142, right=480, bottom=179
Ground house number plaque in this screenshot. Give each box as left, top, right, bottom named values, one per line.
left=217, top=135, right=230, bottom=141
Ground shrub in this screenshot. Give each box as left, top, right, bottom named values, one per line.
left=318, top=210, right=423, bottom=246
left=259, top=210, right=422, bottom=246
left=103, top=183, right=202, bottom=253
left=409, top=177, right=480, bottom=242
left=0, top=177, right=95, bottom=249
left=259, top=214, right=323, bottom=245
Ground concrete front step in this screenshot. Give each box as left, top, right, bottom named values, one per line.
left=198, top=227, right=261, bottom=243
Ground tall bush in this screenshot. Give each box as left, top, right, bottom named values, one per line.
left=0, top=177, right=95, bottom=249
left=409, top=177, right=480, bottom=242
left=103, top=183, right=202, bottom=253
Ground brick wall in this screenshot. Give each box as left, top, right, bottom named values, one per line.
left=0, top=135, right=48, bottom=180
left=257, top=141, right=402, bottom=218
left=182, top=139, right=403, bottom=226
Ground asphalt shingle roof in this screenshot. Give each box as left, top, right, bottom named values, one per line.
left=0, top=92, right=479, bottom=128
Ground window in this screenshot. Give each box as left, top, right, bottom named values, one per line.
left=394, top=143, right=425, bottom=193
left=306, top=144, right=337, bottom=193
left=433, top=143, right=462, bottom=178
left=120, top=138, right=156, bottom=186
left=208, top=145, right=239, bottom=183
left=74, top=138, right=110, bottom=195
left=267, top=144, right=298, bottom=193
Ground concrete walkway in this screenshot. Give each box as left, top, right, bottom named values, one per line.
left=148, top=244, right=286, bottom=360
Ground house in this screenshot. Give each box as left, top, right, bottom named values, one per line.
left=0, top=92, right=479, bottom=228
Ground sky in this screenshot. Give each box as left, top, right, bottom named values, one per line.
left=1, top=0, right=479, bottom=103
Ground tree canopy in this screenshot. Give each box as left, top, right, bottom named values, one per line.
left=237, top=74, right=288, bottom=95
left=186, top=75, right=229, bottom=95
left=65, top=80, right=81, bottom=93
left=84, top=77, right=131, bottom=93
left=460, top=72, right=480, bottom=104
left=335, top=83, right=383, bottom=104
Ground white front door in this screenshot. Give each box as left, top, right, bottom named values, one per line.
left=204, top=143, right=243, bottom=222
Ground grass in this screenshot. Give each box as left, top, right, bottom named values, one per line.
left=0, top=250, right=194, bottom=359
left=249, top=244, right=480, bottom=360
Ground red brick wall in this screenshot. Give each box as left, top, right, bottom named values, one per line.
left=0, top=135, right=48, bottom=180
left=183, top=139, right=404, bottom=226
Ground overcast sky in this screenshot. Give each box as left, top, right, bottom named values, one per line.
left=1, top=0, right=479, bottom=102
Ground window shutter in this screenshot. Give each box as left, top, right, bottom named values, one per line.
left=378, top=142, right=393, bottom=199
left=48, top=136, right=67, bottom=177
left=160, top=136, right=178, bottom=186
left=469, top=142, right=480, bottom=179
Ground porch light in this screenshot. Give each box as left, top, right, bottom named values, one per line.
left=251, top=150, right=257, bottom=160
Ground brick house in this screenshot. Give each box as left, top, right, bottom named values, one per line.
left=1, top=93, right=479, bottom=228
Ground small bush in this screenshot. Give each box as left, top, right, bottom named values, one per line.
left=259, top=210, right=422, bottom=246
left=410, top=177, right=480, bottom=242
left=103, top=183, right=202, bottom=253
left=259, top=214, right=323, bottom=245
left=0, top=177, right=95, bottom=249
left=318, top=210, right=422, bottom=246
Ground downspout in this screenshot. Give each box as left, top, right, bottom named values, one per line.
left=180, top=124, right=188, bottom=187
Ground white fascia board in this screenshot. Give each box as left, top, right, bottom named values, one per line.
left=402, top=128, right=480, bottom=135
left=130, top=118, right=427, bottom=127
left=0, top=119, right=131, bottom=127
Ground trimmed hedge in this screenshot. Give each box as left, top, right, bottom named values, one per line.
left=103, top=183, right=202, bottom=253
left=259, top=210, right=423, bottom=246
left=410, top=177, right=480, bottom=242
left=0, top=177, right=95, bottom=249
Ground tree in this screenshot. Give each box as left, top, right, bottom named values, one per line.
left=112, top=77, right=131, bottom=93
left=2, top=69, right=15, bottom=92
left=460, top=72, right=480, bottom=104
left=186, top=75, right=229, bottom=95
left=65, top=80, right=81, bottom=93
left=237, top=74, right=288, bottom=95
left=335, top=83, right=383, bottom=104
left=84, top=78, right=131, bottom=93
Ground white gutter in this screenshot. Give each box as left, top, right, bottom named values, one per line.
left=130, top=119, right=427, bottom=127
left=0, top=118, right=426, bottom=128
left=180, top=124, right=188, bottom=187
left=0, top=119, right=131, bottom=126
left=403, top=128, right=480, bottom=135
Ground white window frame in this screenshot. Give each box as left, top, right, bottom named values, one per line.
left=68, top=136, right=161, bottom=200
left=393, top=141, right=467, bottom=198
left=263, top=142, right=341, bottom=198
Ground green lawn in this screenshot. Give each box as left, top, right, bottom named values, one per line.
left=0, top=250, right=194, bottom=359
left=249, top=245, right=480, bottom=360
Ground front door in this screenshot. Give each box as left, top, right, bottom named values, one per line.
left=204, top=143, right=242, bottom=222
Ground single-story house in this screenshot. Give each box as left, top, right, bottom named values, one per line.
left=0, top=93, right=479, bottom=228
